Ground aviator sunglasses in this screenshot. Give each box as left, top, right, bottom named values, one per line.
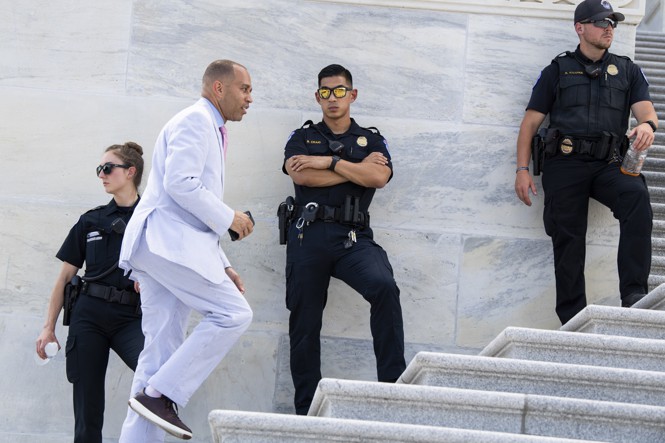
left=96, top=162, right=130, bottom=177
left=317, top=85, right=353, bottom=100
left=580, top=18, right=617, bottom=29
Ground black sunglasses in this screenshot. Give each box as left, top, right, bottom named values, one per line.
left=96, top=162, right=130, bottom=177
left=581, top=18, right=617, bottom=29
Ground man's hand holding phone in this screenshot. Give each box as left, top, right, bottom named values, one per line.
left=228, top=210, right=255, bottom=241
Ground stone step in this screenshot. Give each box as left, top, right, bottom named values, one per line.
left=647, top=186, right=665, bottom=202
left=208, top=410, right=593, bottom=443
left=559, top=305, right=665, bottom=339
left=399, top=351, right=665, bottom=407
left=636, top=32, right=665, bottom=45
left=645, top=76, right=665, bottom=87
left=643, top=172, right=665, bottom=186
left=309, top=379, right=665, bottom=443
left=645, top=84, right=665, bottom=96
left=644, top=156, right=665, bottom=172
left=652, top=255, right=665, bottom=273
left=653, top=203, right=665, bottom=215
left=644, top=140, right=665, bottom=154
left=649, top=273, right=665, bottom=290
left=653, top=220, right=665, bottom=237
left=634, top=282, right=665, bottom=310
left=635, top=52, right=665, bottom=63
left=479, top=327, right=665, bottom=372
left=635, top=42, right=665, bottom=48
left=637, top=60, right=665, bottom=72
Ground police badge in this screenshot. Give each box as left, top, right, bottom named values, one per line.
left=560, top=138, right=574, bottom=155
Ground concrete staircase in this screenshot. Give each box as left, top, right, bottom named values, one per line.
left=207, top=34, right=665, bottom=443
left=636, top=31, right=665, bottom=289
left=209, top=284, right=665, bottom=442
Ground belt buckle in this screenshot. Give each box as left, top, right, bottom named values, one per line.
left=303, top=202, right=318, bottom=223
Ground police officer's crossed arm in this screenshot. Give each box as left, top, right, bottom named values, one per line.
left=286, top=152, right=390, bottom=188
left=630, top=100, right=658, bottom=152
left=515, top=109, right=547, bottom=207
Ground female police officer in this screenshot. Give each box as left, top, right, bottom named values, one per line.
left=36, top=142, right=145, bottom=443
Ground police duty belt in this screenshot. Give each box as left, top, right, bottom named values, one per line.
left=295, top=202, right=369, bottom=228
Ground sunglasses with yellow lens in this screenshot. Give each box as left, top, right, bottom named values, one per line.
left=318, top=85, right=352, bottom=100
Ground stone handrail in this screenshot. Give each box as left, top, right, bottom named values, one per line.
left=310, top=0, right=645, bottom=24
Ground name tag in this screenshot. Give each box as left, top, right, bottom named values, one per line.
left=87, top=231, right=102, bottom=242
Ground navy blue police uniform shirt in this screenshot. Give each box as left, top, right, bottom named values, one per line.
left=56, top=198, right=139, bottom=291
left=283, top=119, right=393, bottom=213
left=527, top=47, right=651, bottom=115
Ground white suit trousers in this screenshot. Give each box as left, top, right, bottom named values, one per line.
left=119, top=233, right=252, bottom=443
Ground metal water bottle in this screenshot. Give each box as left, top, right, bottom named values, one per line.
left=620, top=145, right=648, bottom=176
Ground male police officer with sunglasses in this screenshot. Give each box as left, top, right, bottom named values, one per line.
left=282, top=64, right=406, bottom=415
left=515, top=0, right=658, bottom=325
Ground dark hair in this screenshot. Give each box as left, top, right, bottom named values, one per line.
left=202, top=59, right=245, bottom=87
left=105, top=141, right=144, bottom=189
left=318, top=64, right=353, bottom=87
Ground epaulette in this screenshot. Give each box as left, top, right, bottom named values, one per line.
left=84, top=205, right=105, bottom=214
left=552, top=51, right=572, bottom=64
left=614, top=54, right=632, bottom=63
left=301, top=120, right=314, bottom=129
left=364, top=126, right=381, bottom=136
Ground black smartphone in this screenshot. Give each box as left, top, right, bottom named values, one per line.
left=228, top=211, right=255, bottom=241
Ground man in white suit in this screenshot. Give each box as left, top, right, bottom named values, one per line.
left=118, top=59, right=255, bottom=442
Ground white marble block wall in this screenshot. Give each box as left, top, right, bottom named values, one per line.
left=0, top=0, right=644, bottom=441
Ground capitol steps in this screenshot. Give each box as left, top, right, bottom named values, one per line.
left=305, top=379, right=665, bottom=443
left=636, top=32, right=665, bottom=289
left=210, top=285, right=665, bottom=442
left=208, top=410, right=591, bottom=443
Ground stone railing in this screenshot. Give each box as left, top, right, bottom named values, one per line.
left=310, top=0, right=646, bottom=24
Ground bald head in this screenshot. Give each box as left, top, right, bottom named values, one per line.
left=202, top=59, right=247, bottom=91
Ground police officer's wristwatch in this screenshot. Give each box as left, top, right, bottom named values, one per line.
left=643, top=120, right=657, bottom=133
left=329, top=155, right=340, bottom=171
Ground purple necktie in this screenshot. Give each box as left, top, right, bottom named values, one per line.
left=220, top=125, right=228, bottom=159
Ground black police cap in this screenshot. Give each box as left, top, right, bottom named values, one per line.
left=574, top=0, right=625, bottom=23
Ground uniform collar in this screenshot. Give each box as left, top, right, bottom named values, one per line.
left=574, top=45, right=609, bottom=64
left=317, top=118, right=363, bottom=137
left=102, top=196, right=140, bottom=216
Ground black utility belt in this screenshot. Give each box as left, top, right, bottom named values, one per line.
left=81, top=281, right=140, bottom=307
left=545, top=132, right=626, bottom=161
left=295, top=202, right=369, bottom=228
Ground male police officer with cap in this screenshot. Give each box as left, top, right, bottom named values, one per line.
left=515, top=0, right=658, bottom=325
left=282, top=64, right=406, bottom=415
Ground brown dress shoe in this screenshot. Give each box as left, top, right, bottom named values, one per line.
left=128, top=389, right=192, bottom=440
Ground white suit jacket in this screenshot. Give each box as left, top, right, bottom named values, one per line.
left=120, top=98, right=235, bottom=284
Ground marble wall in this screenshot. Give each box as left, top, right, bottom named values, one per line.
left=0, top=0, right=644, bottom=441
